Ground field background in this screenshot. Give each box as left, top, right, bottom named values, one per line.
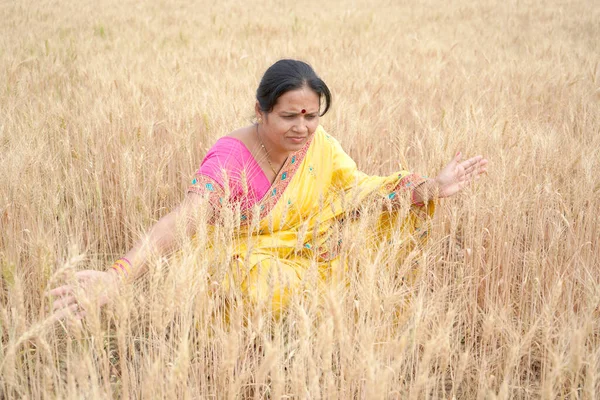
left=1, top=0, right=600, bottom=398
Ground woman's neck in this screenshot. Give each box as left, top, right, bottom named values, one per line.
left=256, top=125, right=289, bottom=166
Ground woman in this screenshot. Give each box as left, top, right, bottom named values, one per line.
left=49, top=59, right=488, bottom=318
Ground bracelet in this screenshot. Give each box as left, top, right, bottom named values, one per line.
left=411, top=189, right=425, bottom=207
left=110, top=257, right=132, bottom=278
left=411, top=179, right=431, bottom=207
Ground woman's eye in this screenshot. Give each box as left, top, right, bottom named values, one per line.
left=283, top=115, right=295, bottom=120
left=305, top=115, right=317, bottom=120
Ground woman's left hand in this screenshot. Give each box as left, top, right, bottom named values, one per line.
left=48, top=269, right=121, bottom=321
left=435, top=152, right=488, bottom=198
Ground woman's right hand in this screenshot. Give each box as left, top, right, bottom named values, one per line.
left=434, top=152, right=488, bottom=198
left=48, top=269, right=121, bottom=321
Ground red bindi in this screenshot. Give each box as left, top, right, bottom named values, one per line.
left=301, top=109, right=306, bottom=114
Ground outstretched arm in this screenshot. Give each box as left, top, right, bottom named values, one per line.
left=113, top=193, right=210, bottom=280
left=48, top=193, right=211, bottom=320
left=412, top=152, right=489, bottom=204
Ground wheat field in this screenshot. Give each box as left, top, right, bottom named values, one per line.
left=1, top=0, right=600, bottom=398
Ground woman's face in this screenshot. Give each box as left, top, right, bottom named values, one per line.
left=256, top=86, right=320, bottom=156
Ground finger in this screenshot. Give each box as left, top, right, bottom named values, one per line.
left=66, top=314, right=85, bottom=330
left=465, top=158, right=488, bottom=176
left=48, top=285, right=74, bottom=297
left=464, top=170, right=479, bottom=182
left=469, top=163, right=488, bottom=178
left=50, top=303, right=81, bottom=322
left=461, top=155, right=482, bottom=171
left=464, top=164, right=481, bottom=178
left=52, top=295, right=77, bottom=311
left=74, top=272, right=96, bottom=283
left=471, top=158, right=488, bottom=171
left=454, top=151, right=463, bottom=163
left=75, top=310, right=87, bottom=320
left=464, top=167, right=487, bottom=184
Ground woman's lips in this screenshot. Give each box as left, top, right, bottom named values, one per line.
left=288, top=136, right=306, bottom=143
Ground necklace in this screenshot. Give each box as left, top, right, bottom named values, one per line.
left=256, top=124, right=278, bottom=176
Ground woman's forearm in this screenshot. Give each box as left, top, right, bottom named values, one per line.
left=118, top=211, right=181, bottom=279
left=412, top=178, right=439, bottom=205
left=110, top=196, right=209, bottom=280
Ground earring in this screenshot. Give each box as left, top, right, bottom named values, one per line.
left=257, top=117, right=262, bottom=124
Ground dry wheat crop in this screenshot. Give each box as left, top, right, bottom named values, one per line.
left=1, top=0, right=600, bottom=398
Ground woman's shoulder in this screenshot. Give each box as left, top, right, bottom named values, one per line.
left=201, top=129, right=253, bottom=169
left=223, top=125, right=255, bottom=147
left=205, top=126, right=253, bottom=154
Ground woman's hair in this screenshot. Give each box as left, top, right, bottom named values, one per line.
left=256, top=59, right=332, bottom=116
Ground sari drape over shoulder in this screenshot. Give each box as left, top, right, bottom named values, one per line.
left=188, top=126, right=435, bottom=314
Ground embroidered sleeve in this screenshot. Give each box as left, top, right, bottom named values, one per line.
left=187, top=174, right=226, bottom=224
left=386, top=173, right=430, bottom=208
left=187, top=138, right=248, bottom=210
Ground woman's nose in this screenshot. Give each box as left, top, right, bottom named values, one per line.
left=293, top=121, right=309, bottom=133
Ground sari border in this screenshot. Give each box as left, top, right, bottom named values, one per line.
left=387, top=173, right=428, bottom=207
left=187, top=174, right=226, bottom=224
left=238, top=129, right=317, bottom=224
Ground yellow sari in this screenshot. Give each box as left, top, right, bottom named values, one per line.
left=189, top=126, right=435, bottom=314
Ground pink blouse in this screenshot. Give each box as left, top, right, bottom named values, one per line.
left=195, top=137, right=270, bottom=210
